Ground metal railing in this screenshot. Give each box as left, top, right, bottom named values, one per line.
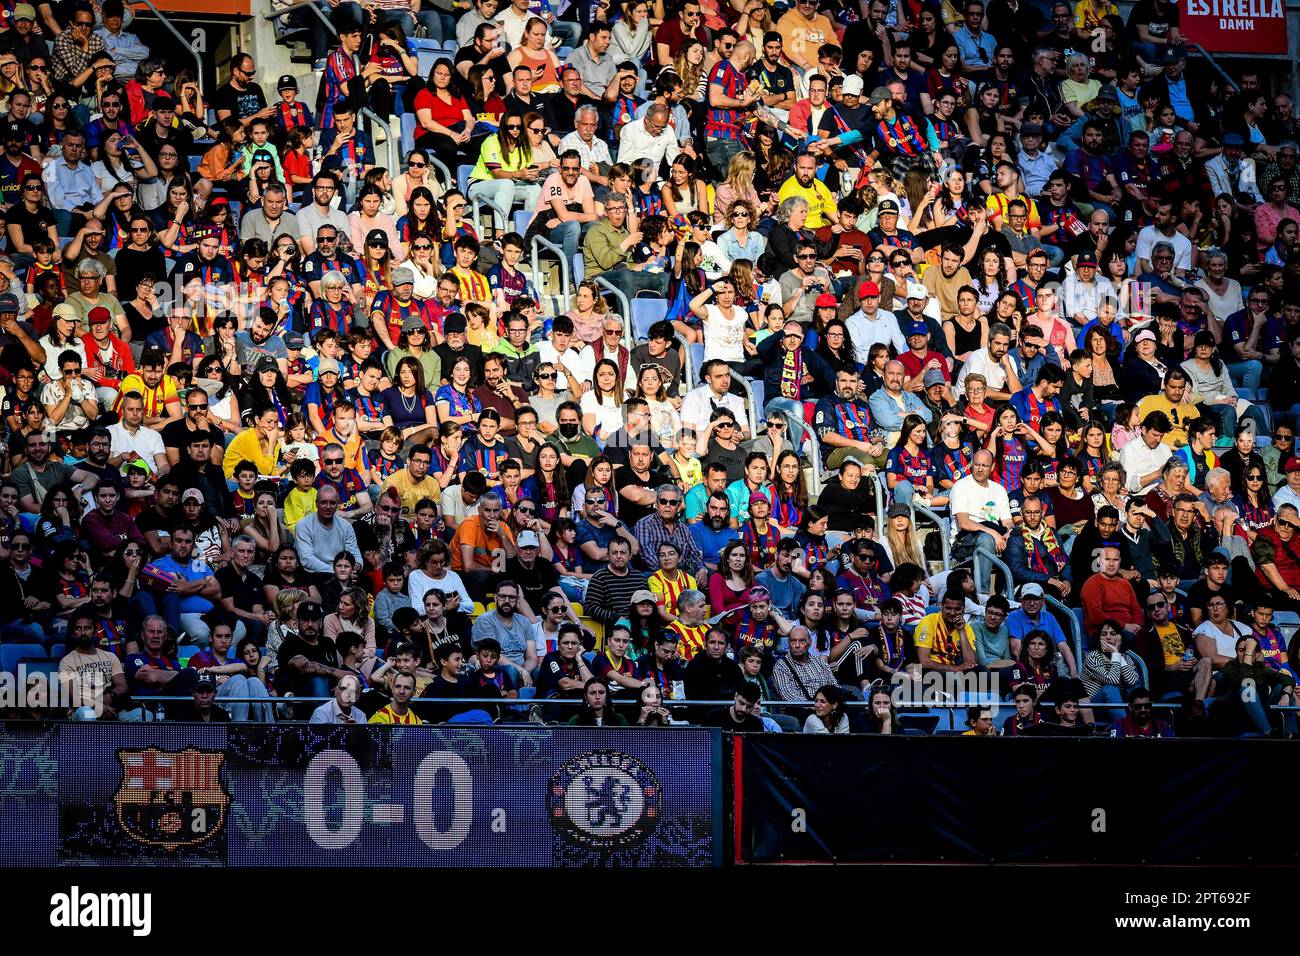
left=264, top=0, right=337, bottom=37
left=734, top=374, right=759, bottom=440
left=591, top=276, right=633, bottom=352
left=1184, top=42, right=1240, bottom=95
left=1045, top=592, right=1086, bottom=669
left=359, top=107, right=396, bottom=182
left=136, top=0, right=203, bottom=94
left=912, top=503, right=950, bottom=568
left=531, top=236, right=572, bottom=313
left=790, top=417, right=822, bottom=496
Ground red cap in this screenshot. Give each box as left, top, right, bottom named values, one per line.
left=815, top=293, right=837, bottom=308
left=87, top=306, right=112, bottom=325
left=858, top=280, right=880, bottom=298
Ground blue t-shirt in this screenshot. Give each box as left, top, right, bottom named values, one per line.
left=148, top=556, right=213, bottom=615
left=574, top=518, right=618, bottom=573
left=1005, top=607, right=1068, bottom=649
left=690, top=522, right=740, bottom=570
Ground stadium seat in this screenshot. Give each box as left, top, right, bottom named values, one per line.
left=896, top=713, right=940, bottom=735
left=48, top=644, right=65, bottom=660
left=572, top=252, right=585, bottom=286
left=513, top=210, right=530, bottom=235
left=400, top=112, right=416, bottom=159
left=631, top=297, right=668, bottom=340
left=456, top=164, right=472, bottom=195
left=0, top=643, right=45, bottom=677
left=18, top=656, right=59, bottom=680
left=178, top=645, right=201, bottom=662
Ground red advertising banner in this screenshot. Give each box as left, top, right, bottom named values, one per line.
left=1181, top=0, right=1288, bottom=55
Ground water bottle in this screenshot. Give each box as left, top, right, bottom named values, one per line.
left=671, top=679, right=685, bottom=701
left=1182, top=645, right=1195, bottom=663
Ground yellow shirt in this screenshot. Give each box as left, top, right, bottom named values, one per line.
left=284, top=486, right=318, bottom=530
left=369, top=704, right=424, bottom=724
left=674, top=454, right=703, bottom=490
left=669, top=619, right=709, bottom=661
left=648, top=569, right=697, bottom=619
left=775, top=175, right=838, bottom=230
left=114, top=373, right=179, bottom=419
left=1074, top=0, right=1118, bottom=32
left=913, top=611, right=976, bottom=667
left=381, top=469, right=443, bottom=515
left=224, top=428, right=281, bottom=479
left=1136, top=394, right=1198, bottom=447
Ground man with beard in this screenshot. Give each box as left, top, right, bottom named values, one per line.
left=136, top=473, right=182, bottom=556
left=143, top=525, right=221, bottom=644
left=11, top=429, right=99, bottom=513
left=688, top=491, right=740, bottom=581
left=0, top=122, right=39, bottom=207
left=684, top=626, right=745, bottom=701
left=234, top=307, right=289, bottom=377
left=114, top=347, right=182, bottom=432
left=381, top=444, right=440, bottom=517
left=1004, top=496, right=1071, bottom=600
left=169, top=432, right=232, bottom=520
left=59, top=609, right=128, bottom=720
left=471, top=354, right=528, bottom=434
left=278, top=600, right=349, bottom=702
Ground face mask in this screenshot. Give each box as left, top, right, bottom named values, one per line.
left=559, top=422, right=580, bottom=439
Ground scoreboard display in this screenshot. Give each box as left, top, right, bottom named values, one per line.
left=1, top=724, right=721, bottom=868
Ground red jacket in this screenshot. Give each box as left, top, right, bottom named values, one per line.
left=81, top=333, right=135, bottom=390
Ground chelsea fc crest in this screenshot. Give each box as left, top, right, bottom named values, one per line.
left=549, top=751, right=661, bottom=850
left=114, top=748, right=229, bottom=851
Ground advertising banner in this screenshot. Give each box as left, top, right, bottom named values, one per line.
left=1181, top=0, right=1288, bottom=55
left=1, top=724, right=721, bottom=867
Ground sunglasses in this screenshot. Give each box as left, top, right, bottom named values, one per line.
left=188, top=403, right=208, bottom=410
left=408, top=161, right=427, bottom=168
left=323, top=457, right=345, bottom=465
left=537, top=372, right=556, bottom=381
left=412, top=242, right=432, bottom=251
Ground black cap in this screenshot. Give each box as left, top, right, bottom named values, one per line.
left=277, top=74, right=298, bottom=92
left=365, top=228, right=389, bottom=248
left=443, top=313, right=467, bottom=334
left=297, top=601, right=324, bottom=620
left=194, top=674, right=217, bottom=691
left=152, top=93, right=175, bottom=110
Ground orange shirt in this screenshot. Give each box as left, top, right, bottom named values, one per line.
left=450, top=515, right=516, bottom=571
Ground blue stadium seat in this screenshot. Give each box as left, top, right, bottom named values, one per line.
left=0, top=643, right=45, bottom=676
left=178, top=645, right=201, bottom=662
left=631, top=297, right=668, bottom=340
left=400, top=113, right=416, bottom=159
left=48, top=643, right=65, bottom=660
left=572, top=252, right=585, bottom=286
left=513, top=209, right=531, bottom=235
left=456, top=164, right=473, bottom=195
left=19, top=657, right=59, bottom=680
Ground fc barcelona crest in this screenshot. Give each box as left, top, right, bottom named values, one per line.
left=113, top=748, right=229, bottom=851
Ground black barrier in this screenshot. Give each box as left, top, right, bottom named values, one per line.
left=733, top=735, right=1299, bottom=865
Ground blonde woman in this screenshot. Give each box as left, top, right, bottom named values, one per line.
left=881, top=504, right=926, bottom=579
left=566, top=280, right=609, bottom=344
left=508, top=17, right=563, bottom=94
left=712, top=151, right=761, bottom=225
left=741, top=1, right=774, bottom=49
left=671, top=40, right=708, bottom=102
left=611, top=0, right=653, bottom=63
left=325, top=586, right=377, bottom=677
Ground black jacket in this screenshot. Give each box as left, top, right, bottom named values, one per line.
left=683, top=652, right=745, bottom=701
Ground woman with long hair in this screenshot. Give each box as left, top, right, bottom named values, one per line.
left=670, top=39, right=707, bottom=102
left=566, top=279, right=608, bottom=345
left=380, top=355, right=438, bottom=444
left=571, top=454, right=617, bottom=514
left=882, top=504, right=926, bottom=573
left=717, top=202, right=766, bottom=267
left=611, top=0, right=653, bottom=63
left=204, top=313, right=242, bottom=379
left=581, top=359, right=626, bottom=442
left=465, top=63, right=506, bottom=135
left=466, top=112, right=537, bottom=238
left=155, top=181, right=197, bottom=256
left=1074, top=420, right=1111, bottom=493
left=350, top=185, right=400, bottom=263
left=434, top=355, right=482, bottom=433
left=35, top=485, right=81, bottom=560
left=767, top=450, right=808, bottom=531
left=713, top=151, right=760, bottom=226
left=792, top=506, right=831, bottom=579
left=508, top=17, right=563, bottom=94
left=632, top=362, right=680, bottom=445
left=114, top=213, right=167, bottom=298
left=986, top=404, right=1034, bottom=493
left=522, top=442, right=570, bottom=525
left=709, top=540, right=755, bottom=614
left=661, top=156, right=706, bottom=219
left=92, top=129, right=159, bottom=198
left=196, top=117, right=248, bottom=197
left=751, top=123, right=793, bottom=198
left=413, top=57, right=475, bottom=170
left=1235, top=462, right=1275, bottom=539
left=803, top=684, right=851, bottom=734
left=1084, top=325, right=1123, bottom=421
left=887, top=414, right=935, bottom=508
left=864, top=686, right=901, bottom=734
left=6, top=173, right=57, bottom=259
left=1009, top=629, right=1059, bottom=698
left=393, top=149, right=441, bottom=220
left=325, top=586, right=377, bottom=665
left=37, top=92, right=79, bottom=153
left=262, top=551, right=322, bottom=609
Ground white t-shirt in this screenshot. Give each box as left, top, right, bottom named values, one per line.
left=580, top=389, right=625, bottom=439
left=107, top=421, right=166, bottom=472
left=408, top=567, right=473, bottom=613
left=537, top=342, right=595, bottom=391
left=948, top=476, right=1012, bottom=541
left=1193, top=619, right=1250, bottom=661
left=532, top=170, right=595, bottom=230
left=1135, top=226, right=1193, bottom=272
left=680, top=384, right=747, bottom=433
left=702, top=304, right=748, bottom=363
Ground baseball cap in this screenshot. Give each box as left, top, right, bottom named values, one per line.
left=1021, top=122, right=1043, bottom=137
left=841, top=75, right=864, bottom=96
left=906, top=320, right=929, bottom=337
left=297, top=600, right=325, bottom=620
left=364, top=228, right=389, bottom=248
left=631, top=589, right=658, bottom=605
left=886, top=503, right=911, bottom=519
left=87, top=306, right=112, bottom=326
left=1019, top=582, right=1045, bottom=598
left=401, top=316, right=427, bottom=333
left=867, top=86, right=892, bottom=105
left=13, top=4, right=35, bottom=20
left=0, top=292, right=19, bottom=314
left=255, top=355, right=278, bottom=373
left=277, top=74, right=299, bottom=91
left=906, top=282, right=928, bottom=300
left=516, top=530, right=541, bottom=548
left=317, top=357, right=341, bottom=375
left=1285, top=458, right=1300, bottom=474
left=392, top=264, right=416, bottom=286
left=181, top=488, right=204, bottom=504
left=1134, top=329, right=1157, bottom=343
left=1076, top=252, right=1098, bottom=268
left=877, top=198, right=900, bottom=215
left=194, top=674, right=217, bottom=691
left=52, top=302, right=78, bottom=323
left=858, top=280, right=880, bottom=298
left=923, top=367, right=946, bottom=388
left=749, top=490, right=770, bottom=505
left=747, top=584, right=771, bottom=602
left=815, top=292, right=837, bottom=308
left=284, top=331, right=305, bottom=349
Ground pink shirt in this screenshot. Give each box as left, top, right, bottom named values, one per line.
left=1254, top=201, right=1300, bottom=251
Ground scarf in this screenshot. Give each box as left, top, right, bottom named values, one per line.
left=1020, top=522, right=1066, bottom=575
left=779, top=346, right=803, bottom=399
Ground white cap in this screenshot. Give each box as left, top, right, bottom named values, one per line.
left=516, top=530, right=541, bottom=548
left=841, top=75, right=864, bottom=96
left=906, top=282, right=929, bottom=300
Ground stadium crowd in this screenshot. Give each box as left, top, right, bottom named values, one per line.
left=0, top=0, right=1298, bottom=737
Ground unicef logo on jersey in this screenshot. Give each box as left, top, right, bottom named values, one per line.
left=549, top=751, right=661, bottom=850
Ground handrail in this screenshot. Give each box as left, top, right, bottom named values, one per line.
left=872, top=469, right=886, bottom=538
left=531, top=235, right=571, bottom=313
left=134, top=0, right=202, bottom=95
left=1045, top=592, right=1085, bottom=671
left=973, top=548, right=1013, bottom=598
left=358, top=107, right=395, bottom=186
left=1183, top=42, right=1239, bottom=95
left=912, top=503, right=950, bottom=568
left=733, top=374, right=759, bottom=440
left=429, top=156, right=453, bottom=190
left=791, top=417, right=822, bottom=496
left=591, top=276, right=633, bottom=351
